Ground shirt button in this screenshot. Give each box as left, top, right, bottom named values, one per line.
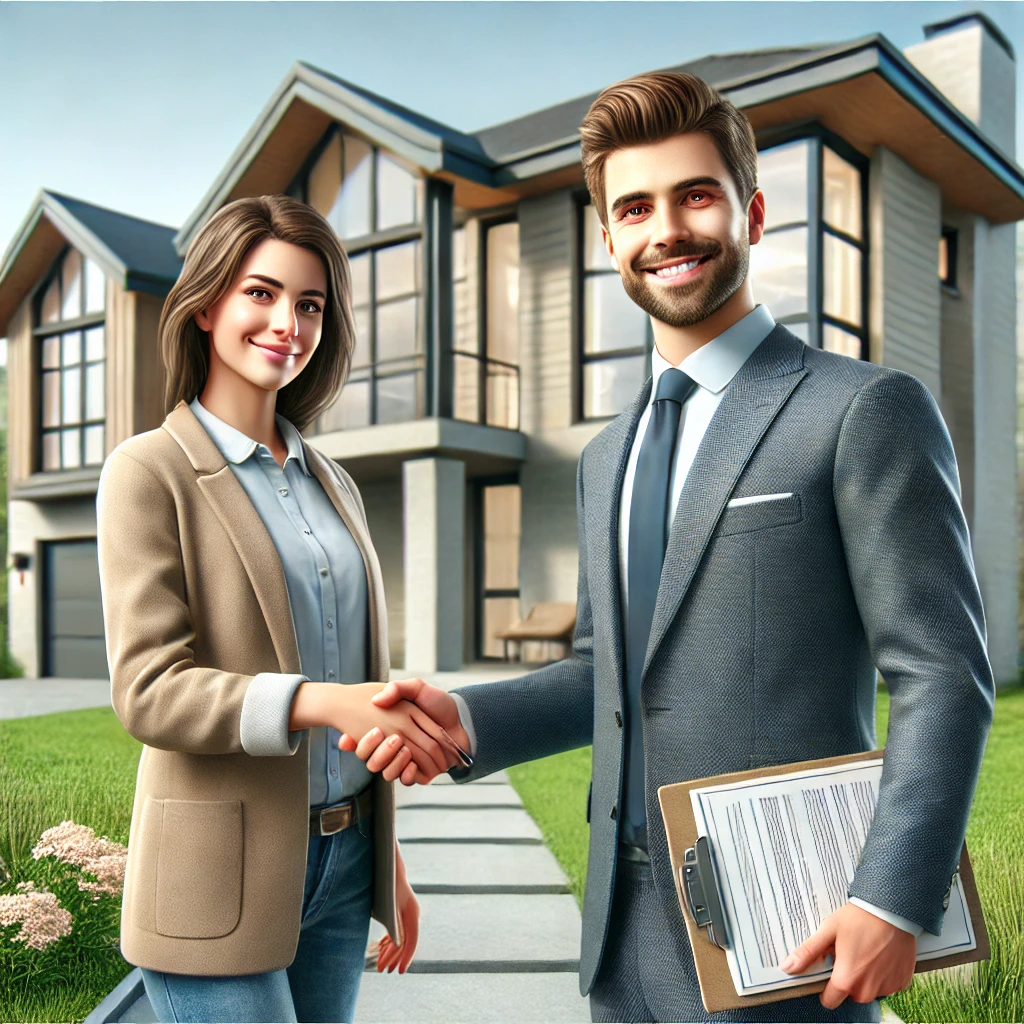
left=320, top=567, right=328, bottom=577
left=327, top=618, right=333, bottom=629
left=330, top=768, right=338, bottom=778
left=615, top=711, right=623, bottom=727
left=303, top=527, right=311, bottom=535
left=328, top=670, right=335, bottom=679
left=279, top=487, right=288, bottom=497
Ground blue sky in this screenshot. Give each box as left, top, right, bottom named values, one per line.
left=1, top=0, right=1022, bottom=259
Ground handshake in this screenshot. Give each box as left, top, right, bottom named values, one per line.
left=335, top=678, right=472, bottom=787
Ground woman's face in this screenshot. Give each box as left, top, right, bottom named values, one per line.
left=195, top=238, right=328, bottom=394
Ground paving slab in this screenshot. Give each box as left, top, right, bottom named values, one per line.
left=397, top=807, right=543, bottom=843
left=355, top=970, right=588, bottom=1023
left=0, top=678, right=111, bottom=719
left=429, top=769, right=510, bottom=785
left=395, top=782, right=522, bottom=808
left=402, top=842, right=569, bottom=893
left=369, top=893, right=581, bottom=966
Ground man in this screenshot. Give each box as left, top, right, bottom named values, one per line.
left=344, top=71, right=993, bottom=1023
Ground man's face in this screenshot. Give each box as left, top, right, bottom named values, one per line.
left=601, top=132, right=763, bottom=328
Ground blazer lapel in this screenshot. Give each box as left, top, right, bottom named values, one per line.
left=643, top=326, right=808, bottom=678
left=588, top=379, right=652, bottom=696
left=163, top=402, right=300, bottom=675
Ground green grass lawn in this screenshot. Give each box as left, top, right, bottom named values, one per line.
left=507, top=685, right=1024, bottom=1024
left=0, top=707, right=141, bottom=1024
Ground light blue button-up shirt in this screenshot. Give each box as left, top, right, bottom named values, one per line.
left=190, top=397, right=373, bottom=806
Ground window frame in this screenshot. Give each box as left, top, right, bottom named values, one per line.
left=289, top=125, right=436, bottom=430
left=472, top=474, right=522, bottom=661
left=32, top=246, right=107, bottom=473
left=452, top=214, right=521, bottom=431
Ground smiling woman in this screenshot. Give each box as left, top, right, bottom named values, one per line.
left=94, top=195, right=463, bottom=1023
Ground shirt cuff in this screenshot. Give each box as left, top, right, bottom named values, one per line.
left=240, top=672, right=309, bottom=756
left=849, top=897, right=924, bottom=937
left=449, top=691, right=477, bottom=757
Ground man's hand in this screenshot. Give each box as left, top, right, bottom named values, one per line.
left=339, top=678, right=470, bottom=786
left=780, top=902, right=917, bottom=1008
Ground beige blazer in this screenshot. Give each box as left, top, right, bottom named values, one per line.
left=96, top=401, right=398, bottom=977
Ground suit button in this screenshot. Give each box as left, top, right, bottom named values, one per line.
left=610, top=802, right=618, bottom=820
left=615, top=711, right=622, bottom=727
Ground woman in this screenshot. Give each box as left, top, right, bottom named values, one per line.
left=96, top=194, right=462, bottom=1023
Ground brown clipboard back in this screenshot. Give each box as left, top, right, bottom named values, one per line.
left=657, top=748, right=989, bottom=1013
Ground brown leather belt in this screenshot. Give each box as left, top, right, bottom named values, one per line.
left=309, top=788, right=373, bottom=837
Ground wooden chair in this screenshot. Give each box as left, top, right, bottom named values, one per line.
left=495, top=602, right=577, bottom=662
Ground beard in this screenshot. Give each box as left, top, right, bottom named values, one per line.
left=619, top=236, right=749, bottom=329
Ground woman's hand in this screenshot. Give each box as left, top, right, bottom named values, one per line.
left=290, top=682, right=457, bottom=780
left=373, top=848, right=419, bottom=973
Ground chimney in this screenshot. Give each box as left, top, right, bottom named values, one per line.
left=903, top=11, right=1016, bottom=158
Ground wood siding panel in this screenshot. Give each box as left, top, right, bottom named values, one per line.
left=7, top=300, right=34, bottom=486
left=133, top=292, right=167, bottom=435
left=868, top=147, right=942, bottom=399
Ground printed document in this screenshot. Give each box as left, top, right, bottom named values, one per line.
left=689, top=758, right=977, bottom=996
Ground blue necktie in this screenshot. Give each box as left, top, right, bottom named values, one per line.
left=623, top=367, right=698, bottom=849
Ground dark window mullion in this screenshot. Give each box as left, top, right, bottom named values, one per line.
left=822, top=223, right=866, bottom=252
left=808, top=136, right=824, bottom=350
left=368, top=250, right=378, bottom=424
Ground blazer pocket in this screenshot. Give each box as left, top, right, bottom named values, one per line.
left=715, top=492, right=803, bottom=538
left=148, top=798, right=243, bottom=939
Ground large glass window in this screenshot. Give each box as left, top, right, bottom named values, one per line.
left=297, top=127, right=426, bottom=430
left=452, top=220, right=521, bottom=430
left=36, top=248, right=106, bottom=471
left=477, top=482, right=521, bottom=659
left=579, top=200, right=650, bottom=420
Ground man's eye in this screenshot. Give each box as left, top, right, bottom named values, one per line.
left=688, top=192, right=710, bottom=203
left=625, top=205, right=646, bottom=218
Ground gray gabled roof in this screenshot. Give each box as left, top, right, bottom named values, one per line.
left=42, top=191, right=182, bottom=290
left=473, top=46, right=829, bottom=165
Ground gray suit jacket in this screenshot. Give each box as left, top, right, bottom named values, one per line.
left=454, top=324, right=993, bottom=997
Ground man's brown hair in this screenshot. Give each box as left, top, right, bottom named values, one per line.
left=160, top=194, right=354, bottom=432
left=580, top=71, right=758, bottom=227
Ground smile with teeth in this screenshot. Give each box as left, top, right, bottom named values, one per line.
left=649, top=255, right=711, bottom=279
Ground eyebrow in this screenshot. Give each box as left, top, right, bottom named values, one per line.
left=609, top=177, right=725, bottom=217
left=244, top=274, right=327, bottom=300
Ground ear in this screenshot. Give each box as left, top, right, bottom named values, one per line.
left=602, top=225, right=620, bottom=273
left=194, top=309, right=212, bottom=332
left=747, top=189, right=766, bottom=247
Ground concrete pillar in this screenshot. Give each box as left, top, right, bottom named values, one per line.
left=402, top=457, right=465, bottom=672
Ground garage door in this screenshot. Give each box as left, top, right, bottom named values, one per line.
left=43, top=539, right=108, bottom=678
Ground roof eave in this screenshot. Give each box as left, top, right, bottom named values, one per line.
left=488, top=35, right=1024, bottom=213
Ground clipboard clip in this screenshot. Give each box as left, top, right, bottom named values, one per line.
left=679, top=836, right=730, bottom=950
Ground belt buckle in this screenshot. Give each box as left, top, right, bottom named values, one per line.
left=317, top=802, right=353, bottom=836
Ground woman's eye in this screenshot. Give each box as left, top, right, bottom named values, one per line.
left=300, top=300, right=322, bottom=315
left=247, top=288, right=272, bottom=300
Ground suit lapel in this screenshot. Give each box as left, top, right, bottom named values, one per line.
left=643, top=326, right=808, bottom=678
left=163, top=402, right=300, bottom=675
left=588, top=379, right=652, bottom=696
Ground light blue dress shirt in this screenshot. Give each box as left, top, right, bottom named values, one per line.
left=190, top=397, right=373, bottom=806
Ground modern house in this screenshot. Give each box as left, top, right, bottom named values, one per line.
left=1, top=11, right=1020, bottom=685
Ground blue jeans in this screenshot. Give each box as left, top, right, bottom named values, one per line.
left=141, top=824, right=374, bottom=1023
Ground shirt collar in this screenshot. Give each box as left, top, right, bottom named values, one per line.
left=650, top=303, right=776, bottom=399
left=189, top=397, right=311, bottom=476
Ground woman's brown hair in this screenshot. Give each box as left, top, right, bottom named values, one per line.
left=580, top=71, right=758, bottom=227
left=160, top=194, right=354, bottom=432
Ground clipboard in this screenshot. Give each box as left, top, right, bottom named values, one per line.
left=657, top=749, right=989, bottom=1013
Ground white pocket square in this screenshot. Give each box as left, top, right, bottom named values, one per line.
left=727, top=492, right=794, bottom=508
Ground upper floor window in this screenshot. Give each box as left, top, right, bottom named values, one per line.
left=452, top=219, right=520, bottom=430
left=750, top=138, right=866, bottom=359
left=939, top=227, right=958, bottom=290
left=35, top=248, right=106, bottom=471
left=579, top=199, right=651, bottom=420
left=292, top=127, right=426, bottom=430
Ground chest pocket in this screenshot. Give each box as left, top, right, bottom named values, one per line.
left=715, top=492, right=803, bottom=538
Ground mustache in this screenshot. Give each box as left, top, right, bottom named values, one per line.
left=633, top=243, right=720, bottom=272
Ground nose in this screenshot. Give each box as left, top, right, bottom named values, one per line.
left=649, top=201, right=691, bottom=248
left=270, top=298, right=299, bottom=341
